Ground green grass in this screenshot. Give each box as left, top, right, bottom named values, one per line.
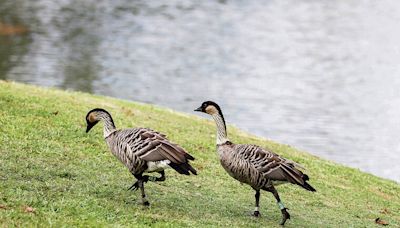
left=0, top=80, right=399, bottom=227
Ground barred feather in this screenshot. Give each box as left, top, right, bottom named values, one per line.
left=200, top=103, right=315, bottom=192
left=87, top=108, right=197, bottom=176
left=196, top=101, right=315, bottom=225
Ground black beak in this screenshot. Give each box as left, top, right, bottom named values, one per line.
left=194, top=106, right=203, bottom=112
left=86, top=122, right=95, bottom=133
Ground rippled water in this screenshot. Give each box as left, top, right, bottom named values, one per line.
left=1, top=0, right=400, bottom=182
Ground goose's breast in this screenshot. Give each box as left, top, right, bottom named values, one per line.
left=219, top=153, right=247, bottom=181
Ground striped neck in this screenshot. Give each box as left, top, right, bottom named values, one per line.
left=98, top=112, right=116, bottom=138
left=211, top=113, right=228, bottom=145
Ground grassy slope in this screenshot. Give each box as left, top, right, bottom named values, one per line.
left=0, top=81, right=399, bottom=227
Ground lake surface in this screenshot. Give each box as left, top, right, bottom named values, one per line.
left=1, top=0, right=400, bottom=182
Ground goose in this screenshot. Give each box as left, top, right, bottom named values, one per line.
left=85, top=108, right=197, bottom=206
left=194, top=101, right=316, bottom=225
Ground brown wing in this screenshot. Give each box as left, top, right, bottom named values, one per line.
left=236, top=144, right=315, bottom=191
left=135, top=128, right=196, bottom=175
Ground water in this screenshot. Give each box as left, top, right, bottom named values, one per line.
left=1, top=0, right=400, bottom=182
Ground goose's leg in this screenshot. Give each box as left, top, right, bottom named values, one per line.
left=253, top=190, right=261, bottom=217
left=128, top=171, right=166, bottom=191
left=130, top=174, right=150, bottom=206
left=128, top=173, right=144, bottom=191
left=128, top=179, right=140, bottom=191
left=265, top=186, right=290, bottom=225
left=138, top=178, right=150, bottom=206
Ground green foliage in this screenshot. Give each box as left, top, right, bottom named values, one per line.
left=0, top=81, right=399, bottom=227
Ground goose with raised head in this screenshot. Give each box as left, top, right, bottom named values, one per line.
left=194, top=101, right=316, bottom=225
left=85, top=108, right=197, bottom=206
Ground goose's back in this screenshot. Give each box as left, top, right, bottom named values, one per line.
left=106, top=128, right=153, bottom=174
left=106, top=127, right=196, bottom=175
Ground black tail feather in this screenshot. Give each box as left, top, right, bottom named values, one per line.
left=302, top=181, right=316, bottom=192
left=282, top=166, right=316, bottom=192
left=301, top=173, right=315, bottom=191
left=179, top=162, right=197, bottom=175
left=169, top=163, right=190, bottom=175
left=185, top=153, right=195, bottom=161
left=186, top=164, right=197, bottom=175
left=169, top=162, right=197, bottom=175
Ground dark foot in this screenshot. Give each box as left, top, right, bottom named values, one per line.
left=128, top=176, right=151, bottom=191
left=280, top=208, right=290, bottom=226
left=143, top=201, right=150, bottom=206
left=253, top=211, right=261, bottom=217
left=128, top=181, right=139, bottom=191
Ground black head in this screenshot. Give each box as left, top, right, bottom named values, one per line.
left=194, top=101, right=226, bottom=131
left=194, top=101, right=222, bottom=114
left=85, top=108, right=110, bottom=133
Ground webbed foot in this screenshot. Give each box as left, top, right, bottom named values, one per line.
left=128, top=181, right=139, bottom=191
left=280, top=208, right=290, bottom=226
left=253, top=210, right=261, bottom=217
left=143, top=201, right=150, bottom=206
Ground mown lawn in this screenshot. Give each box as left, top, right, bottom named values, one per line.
left=0, top=81, right=399, bottom=227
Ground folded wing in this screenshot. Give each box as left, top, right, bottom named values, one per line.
left=238, top=144, right=315, bottom=192
left=134, top=128, right=197, bottom=175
